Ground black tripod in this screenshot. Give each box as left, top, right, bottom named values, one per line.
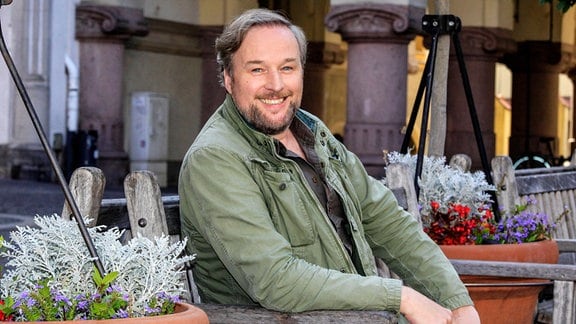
left=400, top=15, right=500, bottom=220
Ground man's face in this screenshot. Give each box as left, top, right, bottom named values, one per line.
left=224, top=25, right=304, bottom=136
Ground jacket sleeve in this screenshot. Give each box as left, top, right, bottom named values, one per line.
left=179, top=146, right=405, bottom=313
left=337, top=146, right=473, bottom=310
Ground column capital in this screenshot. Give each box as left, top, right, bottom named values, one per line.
left=503, top=41, right=574, bottom=73
left=453, top=27, right=516, bottom=61
left=325, top=3, right=424, bottom=44
left=76, top=4, right=149, bottom=40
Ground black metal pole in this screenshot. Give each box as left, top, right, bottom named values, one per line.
left=401, top=54, right=432, bottom=154
left=451, top=22, right=501, bottom=221
left=414, top=32, right=440, bottom=197
left=0, top=5, right=106, bottom=276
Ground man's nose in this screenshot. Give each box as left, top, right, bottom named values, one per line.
left=265, top=71, right=283, bottom=91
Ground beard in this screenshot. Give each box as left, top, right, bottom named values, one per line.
left=242, top=100, right=298, bottom=136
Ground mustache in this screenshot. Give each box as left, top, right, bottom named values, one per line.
left=257, top=91, right=292, bottom=99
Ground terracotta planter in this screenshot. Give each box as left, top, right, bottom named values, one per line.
left=440, top=240, right=558, bottom=324
left=15, top=302, right=209, bottom=324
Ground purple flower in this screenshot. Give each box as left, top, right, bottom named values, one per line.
left=114, top=309, right=129, bottom=318
left=145, top=305, right=161, bottom=315
left=106, top=284, right=122, bottom=294
left=494, top=198, right=555, bottom=244
left=52, top=289, right=72, bottom=306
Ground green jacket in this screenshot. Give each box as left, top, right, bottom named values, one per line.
left=179, top=95, right=472, bottom=313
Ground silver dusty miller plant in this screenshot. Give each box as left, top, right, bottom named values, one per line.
left=0, top=214, right=194, bottom=317
left=385, top=151, right=496, bottom=216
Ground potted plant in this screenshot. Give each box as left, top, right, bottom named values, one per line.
left=385, top=151, right=561, bottom=324
left=0, top=215, right=209, bottom=323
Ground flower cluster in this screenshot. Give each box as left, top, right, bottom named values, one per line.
left=385, top=152, right=558, bottom=246
left=422, top=195, right=556, bottom=245
left=0, top=278, right=180, bottom=322
left=0, top=215, right=195, bottom=321
left=491, top=197, right=557, bottom=244
left=423, top=201, right=495, bottom=245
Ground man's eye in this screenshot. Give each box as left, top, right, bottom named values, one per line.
left=281, top=66, right=294, bottom=71
left=252, top=68, right=264, bottom=73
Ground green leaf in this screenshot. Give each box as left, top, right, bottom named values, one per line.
left=102, top=271, right=119, bottom=286
left=92, top=266, right=103, bottom=286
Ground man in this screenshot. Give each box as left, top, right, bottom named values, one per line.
left=179, top=8, right=480, bottom=323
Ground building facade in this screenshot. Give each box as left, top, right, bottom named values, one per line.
left=0, top=0, right=574, bottom=186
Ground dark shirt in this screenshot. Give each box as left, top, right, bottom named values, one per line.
left=275, top=119, right=358, bottom=271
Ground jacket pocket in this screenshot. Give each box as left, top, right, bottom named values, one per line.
left=261, top=170, right=315, bottom=247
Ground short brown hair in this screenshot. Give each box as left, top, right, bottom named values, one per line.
left=215, top=8, right=307, bottom=86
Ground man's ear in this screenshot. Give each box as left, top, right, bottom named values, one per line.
left=223, top=69, right=232, bottom=93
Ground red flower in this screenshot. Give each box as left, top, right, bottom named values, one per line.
left=424, top=202, right=496, bottom=245
left=0, top=299, right=14, bottom=321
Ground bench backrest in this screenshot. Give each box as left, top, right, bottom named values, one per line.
left=65, top=158, right=576, bottom=323
left=491, top=156, right=576, bottom=240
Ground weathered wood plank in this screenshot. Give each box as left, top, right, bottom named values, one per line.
left=516, top=169, right=576, bottom=195
left=450, top=259, right=576, bottom=281
left=556, top=239, right=576, bottom=253
left=62, top=167, right=105, bottom=226
left=553, top=280, right=575, bottom=324
left=516, top=165, right=576, bottom=177
left=196, top=304, right=398, bottom=324
left=385, top=163, right=420, bottom=223
left=491, top=156, right=520, bottom=213
left=124, top=170, right=169, bottom=239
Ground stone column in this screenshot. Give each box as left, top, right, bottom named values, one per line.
left=301, top=41, right=346, bottom=123
left=199, top=26, right=225, bottom=125
left=444, top=27, right=515, bottom=169
left=75, top=4, right=148, bottom=186
left=567, top=65, right=576, bottom=154
left=326, top=3, right=424, bottom=178
left=505, top=41, right=572, bottom=160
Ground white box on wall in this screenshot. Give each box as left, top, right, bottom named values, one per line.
left=129, top=92, right=169, bottom=187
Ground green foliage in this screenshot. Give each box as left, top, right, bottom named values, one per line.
left=540, top=0, right=576, bottom=13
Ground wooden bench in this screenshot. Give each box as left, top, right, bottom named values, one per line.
left=64, top=160, right=576, bottom=324
left=64, top=167, right=400, bottom=323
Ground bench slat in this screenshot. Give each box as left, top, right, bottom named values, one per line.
left=450, top=259, right=576, bottom=281
left=517, top=170, right=576, bottom=195
left=195, top=304, right=397, bottom=324
left=553, top=280, right=575, bottom=324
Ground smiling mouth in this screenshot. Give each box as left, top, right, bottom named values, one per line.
left=259, top=97, right=286, bottom=105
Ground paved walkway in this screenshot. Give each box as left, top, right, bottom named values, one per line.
left=0, top=177, right=176, bottom=267
left=0, top=178, right=123, bottom=240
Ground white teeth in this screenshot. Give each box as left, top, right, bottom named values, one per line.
left=260, top=98, right=284, bottom=105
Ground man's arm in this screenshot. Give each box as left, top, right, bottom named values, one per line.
left=332, top=142, right=474, bottom=311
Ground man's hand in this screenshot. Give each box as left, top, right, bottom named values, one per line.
left=399, top=287, right=481, bottom=323
left=400, top=286, right=452, bottom=323
left=452, top=305, right=480, bottom=323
